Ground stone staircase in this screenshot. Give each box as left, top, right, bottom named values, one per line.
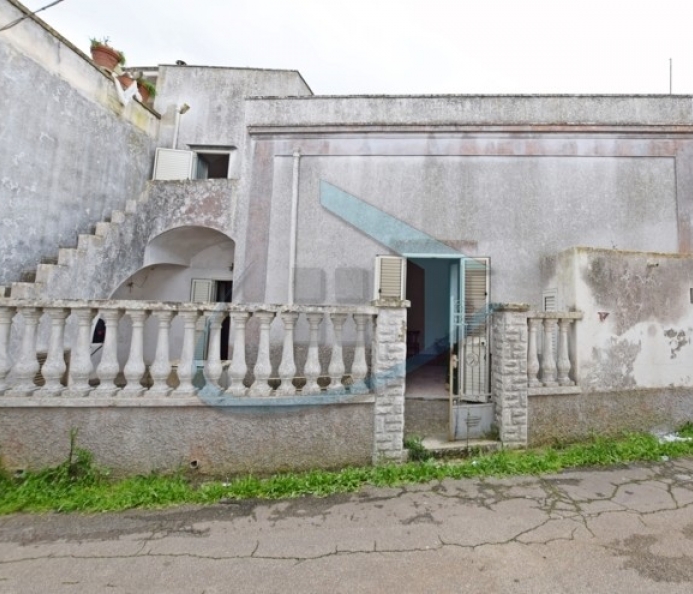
left=0, top=178, right=237, bottom=302
left=3, top=196, right=144, bottom=301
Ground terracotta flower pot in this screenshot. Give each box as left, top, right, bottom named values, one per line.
left=117, top=74, right=134, bottom=90
left=90, top=45, right=121, bottom=71
left=137, top=81, right=151, bottom=103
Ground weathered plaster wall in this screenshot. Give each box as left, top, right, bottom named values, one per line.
left=0, top=0, right=159, bottom=285
left=246, top=95, right=693, bottom=128
left=42, top=179, right=236, bottom=300
left=153, top=66, right=312, bottom=151
left=553, top=248, right=693, bottom=392
left=0, top=402, right=373, bottom=475
left=256, top=141, right=679, bottom=306
left=529, top=388, right=693, bottom=445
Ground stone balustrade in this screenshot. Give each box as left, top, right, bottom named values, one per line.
left=0, top=299, right=379, bottom=399
left=526, top=312, right=583, bottom=396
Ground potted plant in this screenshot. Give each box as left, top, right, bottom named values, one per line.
left=89, top=37, right=125, bottom=71
left=136, top=77, right=156, bottom=103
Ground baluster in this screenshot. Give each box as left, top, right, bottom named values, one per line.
left=251, top=311, right=275, bottom=396
left=203, top=310, right=225, bottom=388
left=557, top=318, right=575, bottom=386
left=172, top=309, right=200, bottom=396
left=122, top=309, right=148, bottom=397
left=94, top=309, right=122, bottom=396
left=37, top=307, right=69, bottom=396
left=8, top=307, right=41, bottom=396
left=276, top=312, right=299, bottom=396
left=527, top=317, right=541, bottom=387
left=150, top=310, right=176, bottom=395
left=226, top=312, right=250, bottom=396
left=303, top=312, right=324, bottom=395
left=351, top=313, right=370, bottom=394
left=540, top=318, right=558, bottom=386
left=67, top=308, right=96, bottom=397
left=327, top=313, right=347, bottom=393
left=0, top=306, right=16, bottom=394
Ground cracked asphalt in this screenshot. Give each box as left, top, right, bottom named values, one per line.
left=2, top=458, right=693, bottom=593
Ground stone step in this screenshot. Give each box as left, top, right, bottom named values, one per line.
left=57, top=248, right=78, bottom=266
left=94, top=222, right=111, bottom=237
left=110, top=211, right=126, bottom=224
left=77, top=234, right=103, bottom=250
left=35, top=263, right=60, bottom=284
left=9, top=282, right=42, bottom=299
left=125, top=199, right=138, bottom=213
left=0, top=286, right=9, bottom=298
left=419, top=435, right=502, bottom=457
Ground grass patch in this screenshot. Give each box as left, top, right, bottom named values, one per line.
left=2, top=429, right=693, bottom=515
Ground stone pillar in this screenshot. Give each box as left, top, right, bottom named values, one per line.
left=371, top=299, right=409, bottom=465
left=491, top=304, right=529, bottom=448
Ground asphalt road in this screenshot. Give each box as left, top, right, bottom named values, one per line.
left=1, top=458, right=693, bottom=593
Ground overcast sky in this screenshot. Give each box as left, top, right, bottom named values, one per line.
left=19, top=0, right=693, bottom=95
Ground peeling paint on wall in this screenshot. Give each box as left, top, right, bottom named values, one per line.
left=582, top=337, right=640, bottom=391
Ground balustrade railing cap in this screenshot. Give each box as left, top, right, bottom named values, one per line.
left=0, top=298, right=378, bottom=315
left=371, top=298, right=411, bottom=308
left=492, top=302, right=530, bottom=313
left=528, top=311, right=584, bottom=320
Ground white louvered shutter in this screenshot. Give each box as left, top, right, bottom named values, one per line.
left=152, top=148, right=196, bottom=181
left=462, top=257, right=490, bottom=401
left=542, top=290, right=558, bottom=357
left=374, top=256, right=406, bottom=300
left=191, top=280, right=216, bottom=361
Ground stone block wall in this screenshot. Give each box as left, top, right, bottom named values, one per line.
left=491, top=305, right=529, bottom=447
left=371, top=301, right=408, bottom=463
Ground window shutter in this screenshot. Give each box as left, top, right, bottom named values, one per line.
left=152, top=148, right=196, bottom=181
left=461, top=257, right=490, bottom=401
left=374, top=256, right=406, bottom=300
left=190, top=279, right=215, bottom=303
left=190, top=280, right=216, bottom=362
left=464, top=257, right=489, bottom=337
left=542, top=289, right=558, bottom=356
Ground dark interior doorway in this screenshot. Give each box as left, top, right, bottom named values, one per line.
left=217, top=280, right=233, bottom=359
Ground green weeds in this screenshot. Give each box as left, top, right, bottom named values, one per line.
left=2, top=428, right=693, bottom=515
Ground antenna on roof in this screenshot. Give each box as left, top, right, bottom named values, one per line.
left=669, top=58, right=673, bottom=95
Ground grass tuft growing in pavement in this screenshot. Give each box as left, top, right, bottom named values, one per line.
left=2, top=429, right=693, bottom=515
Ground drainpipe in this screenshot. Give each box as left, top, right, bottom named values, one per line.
left=288, top=150, right=301, bottom=305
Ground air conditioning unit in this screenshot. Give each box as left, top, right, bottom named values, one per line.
left=152, top=148, right=196, bottom=181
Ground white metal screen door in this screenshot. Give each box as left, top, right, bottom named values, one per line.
left=449, top=257, right=491, bottom=440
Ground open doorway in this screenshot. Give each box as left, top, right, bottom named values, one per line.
left=404, top=255, right=492, bottom=440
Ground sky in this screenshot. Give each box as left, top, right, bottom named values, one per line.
left=17, top=0, right=693, bottom=96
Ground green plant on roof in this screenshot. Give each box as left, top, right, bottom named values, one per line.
left=137, top=77, right=157, bottom=98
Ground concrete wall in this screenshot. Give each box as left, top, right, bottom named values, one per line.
left=0, top=401, right=373, bottom=475
left=529, top=388, right=693, bottom=445
left=550, top=247, right=693, bottom=392
left=245, top=129, right=688, bottom=307
left=0, top=0, right=159, bottom=285
left=153, top=65, right=312, bottom=151
left=245, top=94, right=693, bottom=127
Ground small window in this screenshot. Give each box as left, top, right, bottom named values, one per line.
left=188, top=145, right=239, bottom=179
left=196, top=153, right=230, bottom=179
